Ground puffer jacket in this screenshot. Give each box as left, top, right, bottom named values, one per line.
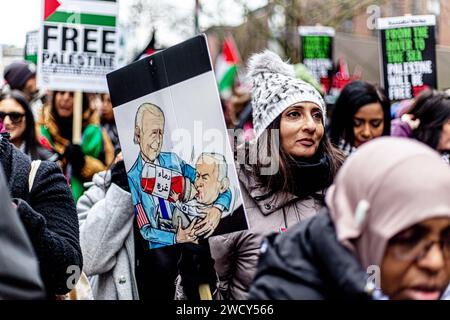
left=208, top=165, right=323, bottom=300
left=77, top=171, right=139, bottom=300
left=248, top=209, right=372, bottom=300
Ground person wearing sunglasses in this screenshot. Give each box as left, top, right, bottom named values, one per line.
left=249, top=137, right=450, bottom=300
left=0, top=91, right=55, bottom=161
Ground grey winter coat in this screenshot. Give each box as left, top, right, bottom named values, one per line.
left=208, top=165, right=322, bottom=300
left=77, top=171, right=139, bottom=300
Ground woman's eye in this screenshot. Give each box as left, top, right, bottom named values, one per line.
left=441, top=228, right=450, bottom=243
left=390, top=228, right=425, bottom=246
left=312, top=112, right=322, bottom=120
left=353, top=119, right=363, bottom=127
left=287, top=111, right=300, bottom=118
left=370, top=120, right=382, bottom=128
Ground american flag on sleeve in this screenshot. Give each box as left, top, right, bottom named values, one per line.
left=135, top=203, right=150, bottom=229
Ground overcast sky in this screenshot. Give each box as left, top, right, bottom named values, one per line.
left=0, top=0, right=267, bottom=48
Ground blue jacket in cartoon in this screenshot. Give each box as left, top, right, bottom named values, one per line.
left=128, top=152, right=231, bottom=249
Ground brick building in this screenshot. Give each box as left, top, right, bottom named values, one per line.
left=351, top=0, right=450, bottom=47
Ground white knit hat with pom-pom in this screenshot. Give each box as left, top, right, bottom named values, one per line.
left=247, top=50, right=325, bottom=139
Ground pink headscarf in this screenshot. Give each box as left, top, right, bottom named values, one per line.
left=326, top=137, right=450, bottom=269
left=0, top=120, right=5, bottom=133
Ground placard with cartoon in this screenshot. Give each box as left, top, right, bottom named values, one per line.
left=107, top=35, right=248, bottom=250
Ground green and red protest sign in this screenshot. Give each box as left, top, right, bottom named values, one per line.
left=377, top=15, right=437, bottom=101
left=299, top=26, right=335, bottom=89
left=37, top=0, right=119, bottom=92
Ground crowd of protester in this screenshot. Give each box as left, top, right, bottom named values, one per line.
left=1, top=51, right=450, bottom=300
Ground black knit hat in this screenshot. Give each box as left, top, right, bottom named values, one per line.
left=3, top=61, right=36, bottom=90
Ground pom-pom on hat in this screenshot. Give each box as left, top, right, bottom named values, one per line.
left=246, top=50, right=325, bottom=140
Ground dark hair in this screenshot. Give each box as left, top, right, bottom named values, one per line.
left=51, top=91, right=90, bottom=119
left=329, top=80, right=391, bottom=147
left=0, top=90, right=40, bottom=159
left=406, top=89, right=450, bottom=151
left=50, top=91, right=92, bottom=140
left=244, top=115, right=344, bottom=198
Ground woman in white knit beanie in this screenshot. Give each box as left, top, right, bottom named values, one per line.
left=208, top=50, right=344, bottom=299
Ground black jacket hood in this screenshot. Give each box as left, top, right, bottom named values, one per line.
left=248, top=208, right=371, bottom=300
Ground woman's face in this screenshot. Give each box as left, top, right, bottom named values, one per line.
left=381, top=217, right=450, bottom=300
left=353, top=102, right=384, bottom=147
left=55, top=91, right=74, bottom=118
left=0, top=98, right=26, bottom=145
left=280, top=102, right=324, bottom=158
left=437, top=119, right=450, bottom=152
left=101, top=94, right=114, bottom=122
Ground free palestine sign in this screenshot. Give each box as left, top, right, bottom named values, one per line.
left=37, top=0, right=119, bottom=92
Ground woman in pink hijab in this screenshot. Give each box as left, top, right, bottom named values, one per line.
left=248, top=137, right=450, bottom=300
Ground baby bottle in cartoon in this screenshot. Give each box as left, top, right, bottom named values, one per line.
left=141, top=163, right=191, bottom=202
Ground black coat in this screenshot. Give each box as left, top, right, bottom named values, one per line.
left=248, top=208, right=371, bottom=300
left=0, top=163, right=45, bottom=299
left=0, top=134, right=82, bottom=297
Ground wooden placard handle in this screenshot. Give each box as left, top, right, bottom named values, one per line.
left=72, top=91, right=83, bottom=144
left=199, top=283, right=212, bottom=300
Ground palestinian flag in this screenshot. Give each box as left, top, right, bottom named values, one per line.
left=24, top=30, right=39, bottom=64
left=133, top=30, right=159, bottom=62
left=43, top=0, right=117, bottom=27
left=215, top=36, right=240, bottom=99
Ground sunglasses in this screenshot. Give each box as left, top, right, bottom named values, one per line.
left=0, top=111, right=25, bottom=124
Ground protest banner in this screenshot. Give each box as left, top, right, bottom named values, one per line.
left=37, top=0, right=119, bottom=142
left=377, top=15, right=437, bottom=101
left=37, top=0, right=118, bottom=92
left=25, top=30, right=39, bottom=65
left=299, top=26, right=334, bottom=90
left=107, top=34, right=249, bottom=251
